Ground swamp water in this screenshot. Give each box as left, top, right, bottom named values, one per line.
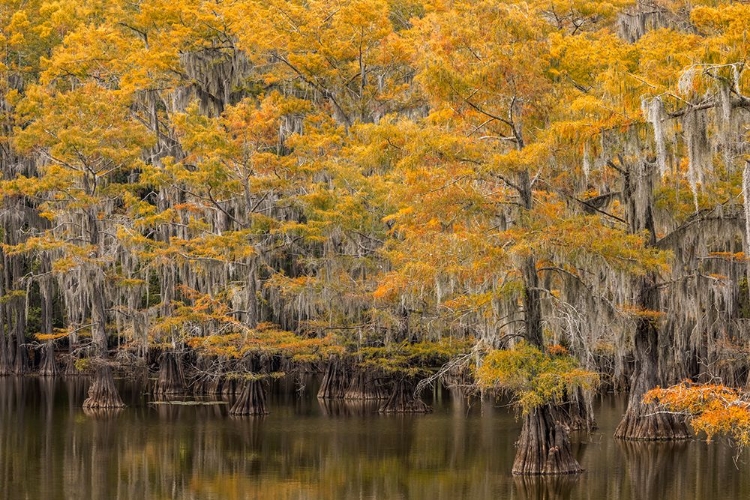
left=1, top=377, right=749, bottom=500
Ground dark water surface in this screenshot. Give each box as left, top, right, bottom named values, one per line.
left=1, top=377, right=749, bottom=500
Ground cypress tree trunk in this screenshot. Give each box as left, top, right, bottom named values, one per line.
left=512, top=405, right=584, bottom=475
left=203, top=376, right=224, bottom=396
left=615, top=161, right=688, bottom=440
left=39, top=342, right=58, bottom=377
left=345, top=366, right=387, bottom=400
left=0, top=336, right=7, bottom=377
left=245, top=259, right=259, bottom=328
left=38, top=271, right=57, bottom=377
left=222, top=378, right=239, bottom=397
left=614, top=278, right=689, bottom=440
left=64, top=340, right=80, bottom=376
left=514, top=253, right=582, bottom=473
left=12, top=304, right=27, bottom=375
left=83, top=365, right=125, bottom=409
left=90, top=272, right=108, bottom=358
left=378, top=377, right=431, bottom=413
left=317, top=356, right=350, bottom=399
left=522, top=255, right=544, bottom=348
left=557, top=387, right=596, bottom=432
left=229, top=379, right=268, bottom=415
left=81, top=206, right=124, bottom=408
left=153, top=352, right=185, bottom=398
left=3, top=232, right=26, bottom=375
left=0, top=275, right=8, bottom=376
left=190, top=356, right=224, bottom=395
left=11, top=251, right=27, bottom=374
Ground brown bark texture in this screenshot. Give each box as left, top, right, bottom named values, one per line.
left=83, top=366, right=126, bottom=409
left=153, top=352, right=185, bottom=398
left=512, top=405, right=583, bottom=475
left=344, top=367, right=387, bottom=400
left=317, top=357, right=350, bottom=399
left=614, top=278, right=689, bottom=440
left=229, top=379, right=268, bottom=415
left=38, top=341, right=58, bottom=377
left=378, top=377, right=431, bottom=413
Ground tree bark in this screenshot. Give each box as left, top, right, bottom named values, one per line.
left=38, top=271, right=57, bottom=377
left=83, top=365, right=125, bottom=409
left=558, top=387, right=597, bottom=432
left=90, top=272, right=108, bottom=358
left=82, top=208, right=125, bottom=408
left=344, top=366, right=387, bottom=400
left=512, top=404, right=584, bottom=475
left=39, top=342, right=58, bottom=377
left=317, top=356, right=350, bottom=399
left=153, top=352, right=185, bottom=398
left=522, top=255, right=543, bottom=348
left=229, top=379, right=268, bottom=415
left=515, top=217, right=583, bottom=473
left=190, top=356, right=224, bottom=395
left=615, top=160, right=689, bottom=440
left=614, top=278, right=689, bottom=440
left=378, top=377, right=431, bottom=413
left=12, top=303, right=27, bottom=375
left=0, top=272, right=8, bottom=376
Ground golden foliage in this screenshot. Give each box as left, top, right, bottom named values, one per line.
left=475, top=342, right=599, bottom=414
left=34, top=330, right=69, bottom=341
left=187, top=323, right=343, bottom=362
left=2, top=0, right=748, bottom=407
left=359, top=338, right=473, bottom=376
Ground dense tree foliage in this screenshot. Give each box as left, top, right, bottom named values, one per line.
left=1, top=0, right=749, bottom=474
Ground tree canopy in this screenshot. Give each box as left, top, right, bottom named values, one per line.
left=1, top=0, right=749, bottom=470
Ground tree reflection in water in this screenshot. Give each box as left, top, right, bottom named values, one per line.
left=618, top=440, right=688, bottom=500
left=513, top=474, right=579, bottom=500
left=1, top=379, right=750, bottom=499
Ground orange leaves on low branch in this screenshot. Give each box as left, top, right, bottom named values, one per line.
left=546, top=344, right=570, bottom=357
left=707, top=251, right=748, bottom=261
left=34, top=330, right=70, bottom=342
left=645, top=381, right=750, bottom=450
left=619, top=304, right=666, bottom=322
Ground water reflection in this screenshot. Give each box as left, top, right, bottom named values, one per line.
left=618, top=440, right=689, bottom=500
left=317, top=398, right=380, bottom=417
left=1, top=378, right=749, bottom=499
left=513, top=474, right=580, bottom=500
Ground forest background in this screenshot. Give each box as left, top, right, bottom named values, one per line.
left=0, top=0, right=748, bottom=475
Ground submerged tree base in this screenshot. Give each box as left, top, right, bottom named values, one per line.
left=83, top=366, right=125, bottom=409
left=379, top=378, right=431, bottom=413
left=14, top=345, right=28, bottom=375
left=345, top=368, right=387, bottom=400
left=513, top=405, right=583, bottom=475
left=317, top=357, right=350, bottom=399
left=614, top=402, right=689, bottom=440
left=192, top=375, right=224, bottom=396
left=39, top=342, right=58, bottom=377
left=229, top=379, right=268, bottom=415
left=153, top=352, right=185, bottom=398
